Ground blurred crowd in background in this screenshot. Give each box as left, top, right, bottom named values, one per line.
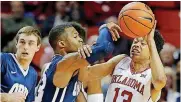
left=1, top=1, right=180, bottom=102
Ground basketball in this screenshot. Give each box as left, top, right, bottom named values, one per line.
left=118, top=2, right=155, bottom=38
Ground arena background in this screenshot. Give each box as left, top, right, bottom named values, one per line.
left=1, top=1, right=180, bottom=102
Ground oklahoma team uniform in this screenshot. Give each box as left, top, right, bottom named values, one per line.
left=35, top=55, right=86, bottom=102
left=105, top=57, right=160, bottom=102
left=0, top=53, right=38, bottom=102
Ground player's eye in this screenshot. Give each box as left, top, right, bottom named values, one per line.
left=29, top=42, right=34, bottom=45
left=141, top=42, right=146, bottom=45
left=134, top=41, right=139, bottom=43
left=20, top=41, right=25, bottom=44
left=74, top=35, right=77, bottom=38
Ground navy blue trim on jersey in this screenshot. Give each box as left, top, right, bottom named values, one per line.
left=36, top=55, right=80, bottom=102
left=0, top=53, right=38, bottom=102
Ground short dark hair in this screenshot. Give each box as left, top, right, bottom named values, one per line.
left=16, top=26, right=41, bottom=45
left=68, top=22, right=86, bottom=42
left=154, top=29, right=165, bottom=53
left=48, top=23, right=72, bottom=50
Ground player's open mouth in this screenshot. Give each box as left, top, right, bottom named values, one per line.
left=22, top=52, right=29, bottom=55
left=131, top=49, right=140, bottom=55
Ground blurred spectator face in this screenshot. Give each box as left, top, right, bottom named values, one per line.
left=160, top=43, right=176, bottom=66
left=56, top=1, right=66, bottom=14
left=166, top=74, right=173, bottom=89
left=105, top=16, right=118, bottom=24
left=11, top=1, right=24, bottom=18
left=164, top=66, right=175, bottom=90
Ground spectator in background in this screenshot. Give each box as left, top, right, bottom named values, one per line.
left=67, top=1, right=85, bottom=24
left=42, top=1, right=71, bottom=37
left=159, top=66, right=180, bottom=102
left=160, top=43, right=177, bottom=67
left=2, top=1, right=36, bottom=49
left=83, top=1, right=124, bottom=26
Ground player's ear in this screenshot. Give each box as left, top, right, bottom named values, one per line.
left=57, top=40, right=66, bottom=49
left=35, top=44, right=41, bottom=52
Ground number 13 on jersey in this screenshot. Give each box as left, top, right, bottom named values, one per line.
left=113, top=88, right=133, bottom=102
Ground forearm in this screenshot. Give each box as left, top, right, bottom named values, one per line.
left=76, top=92, right=87, bottom=102
left=86, top=27, right=114, bottom=64
left=87, top=79, right=102, bottom=95
left=1, top=93, right=9, bottom=102
left=89, top=54, right=126, bottom=78
left=57, top=27, right=115, bottom=71
left=56, top=52, right=89, bottom=72
left=150, top=40, right=166, bottom=90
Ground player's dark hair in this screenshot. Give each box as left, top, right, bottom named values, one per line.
left=48, top=23, right=72, bottom=50
left=154, top=29, right=165, bottom=53
left=69, top=22, right=86, bottom=42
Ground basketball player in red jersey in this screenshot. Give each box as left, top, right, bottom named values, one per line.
left=77, top=21, right=167, bottom=102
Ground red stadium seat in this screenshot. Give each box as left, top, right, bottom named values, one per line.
left=154, top=10, right=180, bottom=30
left=160, top=29, right=180, bottom=48
left=87, top=26, right=99, bottom=38
left=147, top=1, right=176, bottom=8
left=32, top=46, right=45, bottom=67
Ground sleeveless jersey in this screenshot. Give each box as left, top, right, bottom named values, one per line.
left=35, top=55, right=86, bottom=102
left=105, top=57, right=160, bottom=102
left=1, top=53, right=38, bottom=102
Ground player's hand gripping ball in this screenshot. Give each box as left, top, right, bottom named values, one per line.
left=118, top=2, right=155, bottom=38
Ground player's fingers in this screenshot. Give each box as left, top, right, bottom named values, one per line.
left=86, top=45, right=92, bottom=54
left=113, top=24, right=122, bottom=33
left=80, top=48, right=86, bottom=58
left=78, top=48, right=82, bottom=58
left=110, top=30, right=116, bottom=41
left=112, top=28, right=120, bottom=39
left=109, top=30, right=114, bottom=41
left=111, top=29, right=118, bottom=41
left=83, top=45, right=90, bottom=57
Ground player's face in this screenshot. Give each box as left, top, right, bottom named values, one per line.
left=64, top=27, right=83, bottom=52
left=16, top=34, right=40, bottom=60
left=130, top=37, right=150, bottom=61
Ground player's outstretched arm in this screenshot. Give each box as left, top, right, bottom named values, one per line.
left=147, top=21, right=167, bottom=101
left=87, top=54, right=126, bottom=81
left=53, top=23, right=122, bottom=88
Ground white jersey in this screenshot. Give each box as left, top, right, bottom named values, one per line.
left=105, top=57, right=160, bottom=102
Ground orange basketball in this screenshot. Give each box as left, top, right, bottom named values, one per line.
left=118, top=2, right=155, bottom=38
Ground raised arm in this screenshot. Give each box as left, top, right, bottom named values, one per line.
left=147, top=21, right=167, bottom=101
left=53, top=22, right=122, bottom=88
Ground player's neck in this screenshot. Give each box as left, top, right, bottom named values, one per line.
left=55, top=49, right=67, bottom=56
left=15, top=54, right=31, bottom=70
left=131, top=60, right=150, bottom=73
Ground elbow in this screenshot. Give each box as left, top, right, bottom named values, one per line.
left=153, top=76, right=167, bottom=90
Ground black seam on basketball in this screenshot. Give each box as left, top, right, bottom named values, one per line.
left=121, top=9, right=154, bottom=18
left=123, top=15, right=152, bottom=29
left=122, top=16, right=140, bottom=37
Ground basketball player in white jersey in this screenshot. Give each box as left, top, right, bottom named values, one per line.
left=76, top=21, right=167, bottom=102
